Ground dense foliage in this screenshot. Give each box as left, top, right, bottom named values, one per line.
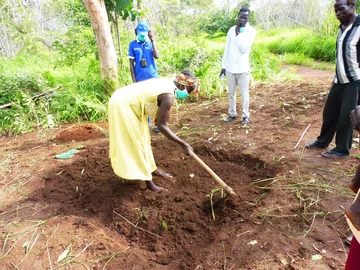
left=0, top=0, right=341, bottom=135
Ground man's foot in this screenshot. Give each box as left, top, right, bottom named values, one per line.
left=224, top=116, right=236, bottom=122
left=152, top=169, right=173, bottom=178
left=345, top=204, right=360, bottom=231
left=321, top=149, right=349, bottom=159
left=242, top=117, right=249, bottom=124
left=146, top=181, right=167, bottom=192
left=153, top=126, right=160, bottom=133
left=305, top=140, right=327, bottom=149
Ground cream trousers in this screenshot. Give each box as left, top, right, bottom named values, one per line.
left=227, top=72, right=250, bottom=119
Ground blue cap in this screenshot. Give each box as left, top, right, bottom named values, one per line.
left=136, top=22, right=149, bottom=36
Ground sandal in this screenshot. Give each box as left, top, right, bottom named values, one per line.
left=321, top=150, right=349, bottom=159
left=224, top=116, right=236, bottom=122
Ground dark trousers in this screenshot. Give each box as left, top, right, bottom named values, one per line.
left=317, top=81, right=359, bottom=155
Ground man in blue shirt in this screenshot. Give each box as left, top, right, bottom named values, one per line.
left=128, top=21, right=160, bottom=132
left=128, top=22, right=159, bottom=83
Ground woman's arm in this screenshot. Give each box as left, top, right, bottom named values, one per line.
left=156, top=93, right=192, bottom=155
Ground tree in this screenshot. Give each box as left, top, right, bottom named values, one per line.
left=252, top=0, right=334, bottom=35
left=104, top=0, right=144, bottom=63
left=81, top=0, right=144, bottom=92
left=83, top=0, right=119, bottom=91
left=0, top=0, right=78, bottom=58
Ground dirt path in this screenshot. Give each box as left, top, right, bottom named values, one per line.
left=1, top=65, right=358, bottom=269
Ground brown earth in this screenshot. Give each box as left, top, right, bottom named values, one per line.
left=1, top=66, right=359, bottom=269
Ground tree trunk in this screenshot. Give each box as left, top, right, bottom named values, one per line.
left=83, top=0, right=119, bottom=92
left=114, top=14, right=123, bottom=64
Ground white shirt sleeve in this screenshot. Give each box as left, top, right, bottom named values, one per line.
left=222, top=29, right=231, bottom=69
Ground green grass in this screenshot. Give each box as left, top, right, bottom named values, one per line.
left=256, top=28, right=336, bottom=62
left=0, top=27, right=337, bottom=135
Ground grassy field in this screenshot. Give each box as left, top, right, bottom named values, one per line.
left=0, top=28, right=336, bottom=135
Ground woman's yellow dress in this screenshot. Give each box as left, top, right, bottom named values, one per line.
left=108, top=78, right=175, bottom=180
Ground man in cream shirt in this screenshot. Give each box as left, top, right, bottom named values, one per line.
left=220, top=7, right=256, bottom=124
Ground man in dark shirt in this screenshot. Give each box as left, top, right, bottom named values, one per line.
left=306, top=0, right=360, bottom=158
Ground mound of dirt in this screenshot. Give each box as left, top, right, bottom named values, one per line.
left=52, top=124, right=106, bottom=142
left=0, top=66, right=358, bottom=269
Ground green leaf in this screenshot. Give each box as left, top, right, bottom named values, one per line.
left=130, top=12, right=137, bottom=22
left=115, top=0, right=131, bottom=12
left=311, top=254, right=322, bottom=261
left=161, top=220, right=168, bottom=231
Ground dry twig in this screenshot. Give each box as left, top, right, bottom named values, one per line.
left=0, top=86, right=61, bottom=109
left=294, top=124, right=311, bottom=149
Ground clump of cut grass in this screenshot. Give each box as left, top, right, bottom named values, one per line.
left=0, top=155, right=41, bottom=205
left=251, top=176, right=352, bottom=197
left=251, top=173, right=353, bottom=236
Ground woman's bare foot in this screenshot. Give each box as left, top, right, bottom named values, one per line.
left=345, top=200, right=360, bottom=231
left=152, top=169, right=173, bottom=178
left=146, top=180, right=168, bottom=192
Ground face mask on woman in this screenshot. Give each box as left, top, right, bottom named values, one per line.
left=175, top=88, right=189, bottom=99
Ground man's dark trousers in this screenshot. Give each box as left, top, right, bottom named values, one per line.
left=317, top=80, right=359, bottom=155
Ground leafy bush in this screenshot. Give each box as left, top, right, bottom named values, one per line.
left=200, top=9, right=237, bottom=35
left=0, top=93, right=51, bottom=135
left=199, top=5, right=256, bottom=36
left=0, top=76, right=109, bottom=135
left=48, top=74, right=109, bottom=123
left=52, top=27, right=97, bottom=68
left=1, top=25, right=338, bottom=135
left=0, top=73, right=47, bottom=105
left=251, top=45, right=282, bottom=81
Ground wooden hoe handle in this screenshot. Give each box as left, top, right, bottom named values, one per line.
left=192, top=152, right=236, bottom=196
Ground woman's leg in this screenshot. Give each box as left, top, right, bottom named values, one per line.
left=146, top=180, right=167, bottom=192
left=145, top=169, right=173, bottom=192
left=345, top=197, right=360, bottom=231
left=349, top=165, right=360, bottom=194
left=346, top=164, right=360, bottom=231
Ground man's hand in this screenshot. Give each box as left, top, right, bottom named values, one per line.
left=235, top=25, right=240, bottom=35
left=219, top=68, right=226, bottom=78
left=148, top=30, right=154, bottom=41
